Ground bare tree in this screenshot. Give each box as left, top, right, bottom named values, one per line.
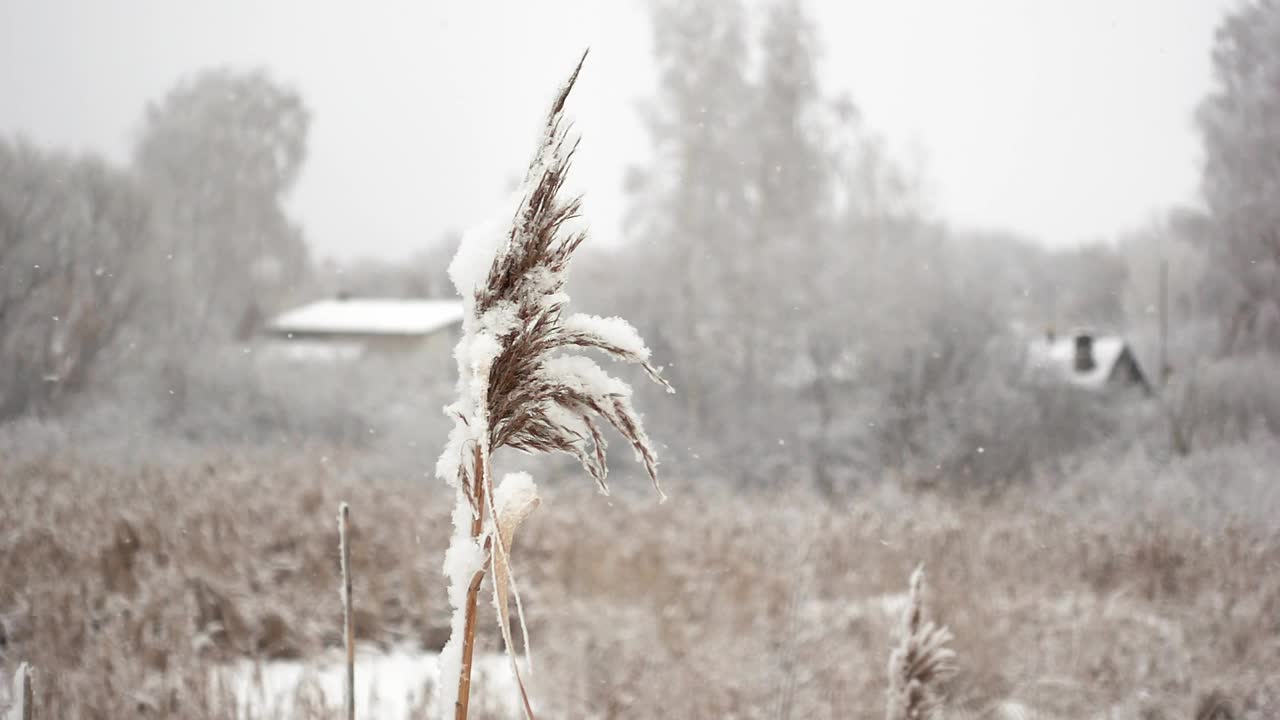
left=0, top=140, right=150, bottom=418
left=135, top=68, right=311, bottom=355
left=1197, top=0, right=1280, bottom=354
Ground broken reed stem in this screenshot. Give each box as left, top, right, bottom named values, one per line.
left=339, top=503, right=354, bottom=720
left=455, top=444, right=488, bottom=720
left=15, top=662, right=33, bottom=720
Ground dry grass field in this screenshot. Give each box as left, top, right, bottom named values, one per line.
left=2, top=441, right=1278, bottom=719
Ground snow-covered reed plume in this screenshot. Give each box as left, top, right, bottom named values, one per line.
left=886, top=567, right=956, bottom=720
left=434, top=50, right=672, bottom=720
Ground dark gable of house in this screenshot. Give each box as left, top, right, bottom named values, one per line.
left=1107, top=346, right=1153, bottom=394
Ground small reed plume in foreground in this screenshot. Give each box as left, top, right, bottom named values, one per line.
left=434, top=50, right=672, bottom=720
left=886, top=566, right=957, bottom=720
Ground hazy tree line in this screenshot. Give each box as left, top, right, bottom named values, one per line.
left=1, top=69, right=314, bottom=427
left=2, top=0, right=1278, bottom=494
left=570, top=0, right=1280, bottom=494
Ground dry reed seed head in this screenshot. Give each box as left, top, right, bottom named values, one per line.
left=445, top=47, right=670, bottom=501
left=436, top=49, right=670, bottom=720
left=886, top=566, right=957, bottom=720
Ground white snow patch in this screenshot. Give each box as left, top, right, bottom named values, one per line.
left=494, top=472, right=537, bottom=515
left=434, top=424, right=472, bottom=486
left=437, top=498, right=489, bottom=717
left=447, top=188, right=533, bottom=300
left=449, top=210, right=511, bottom=298
left=481, top=300, right=522, bottom=338
left=541, top=400, right=588, bottom=438
left=564, top=313, right=650, bottom=361
left=468, top=332, right=502, bottom=376
left=220, top=646, right=518, bottom=720
left=443, top=534, right=486, bottom=610
left=540, top=355, right=630, bottom=398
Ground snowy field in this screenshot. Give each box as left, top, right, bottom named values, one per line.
left=221, top=648, right=518, bottom=719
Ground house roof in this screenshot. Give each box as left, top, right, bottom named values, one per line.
left=1027, top=333, right=1133, bottom=390
left=268, top=298, right=464, bottom=337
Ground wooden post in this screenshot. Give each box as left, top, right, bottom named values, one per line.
left=1159, top=258, right=1169, bottom=388
left=12, top=662, right=33, bottom=720
left=338, top=503, right=354, bottom=720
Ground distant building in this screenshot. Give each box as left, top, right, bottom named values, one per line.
left=261, top=296, right=463, bottom=364
left=1027, top=329, right=1152, bottom=394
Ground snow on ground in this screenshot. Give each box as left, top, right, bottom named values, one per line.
left=220, top=646, right=519, bottom=719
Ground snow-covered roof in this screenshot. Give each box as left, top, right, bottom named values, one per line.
left=268, top=298, right=464, bottom=337
left=1027, top=333, right=1130, bottom=390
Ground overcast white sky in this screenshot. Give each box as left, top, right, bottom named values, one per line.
left=0, top=0, right=1237, bottom=263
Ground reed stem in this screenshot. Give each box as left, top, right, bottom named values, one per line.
left=454, top=444, right=487, bottom=720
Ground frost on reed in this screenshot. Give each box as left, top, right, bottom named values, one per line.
left=886, top=567, right=956, bottom=720
left=434, top=51, right=671, bottom=720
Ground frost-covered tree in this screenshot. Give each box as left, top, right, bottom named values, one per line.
left=618, top=0, right=958, bottom=491
left=1049, top=244, right=1130, bottom=329
left=1197, top=0, right=1280, bottom=353
left=625, top=0, right=844, bottom=486
left=623, top=0, right=755, bottom=457
left=613, top=0, right=1131, bottom=492
left=752, top=0, right=850, bottom=489
left=0, top=140, right=150, bottom=418
left=755, top=0, right=830, bottom=247
left=135, top=68, right=311, bottom=351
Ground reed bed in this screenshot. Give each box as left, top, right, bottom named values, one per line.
left=2, top=446, right=1277, bottom=718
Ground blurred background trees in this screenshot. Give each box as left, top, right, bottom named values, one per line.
left=0, top=141, right=150, bottom=419
left=1, top=0, right=1277, bottom=496
left=1, top=68, right=316, bottom=428
left=135, top=69, right=311, bottom=350
left=577, top=0, right=1279, bottom=493
left=1196, top=0, right=1280, bottom=355
left=592, top=0, right=1144, bottom=492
